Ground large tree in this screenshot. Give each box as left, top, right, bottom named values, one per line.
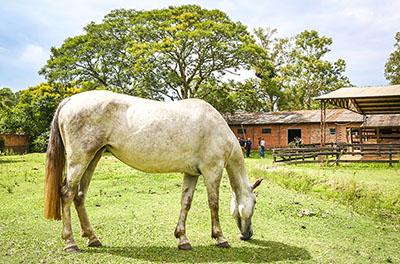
left=252, top=29, right=351, bottom=111
left=385, top=32, right=400, bottom=85
left=40, top=5, right=261, bottom=100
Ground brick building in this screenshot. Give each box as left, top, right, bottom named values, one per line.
left=224, top=109, right=363, bottom=149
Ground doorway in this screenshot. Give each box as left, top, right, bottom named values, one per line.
left=288, top=129, right=301, bottom=144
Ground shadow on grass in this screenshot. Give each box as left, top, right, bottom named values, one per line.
left=0, top=158, right=24, bottom=164
left=85, top=239, right=311, bottom=263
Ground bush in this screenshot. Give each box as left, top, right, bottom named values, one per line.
left=31, top=131, right=50, bottom=153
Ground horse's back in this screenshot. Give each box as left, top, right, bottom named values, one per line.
left=58, top=91, right=238, bottom=174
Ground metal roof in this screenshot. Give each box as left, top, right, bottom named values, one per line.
left=315, top=85, right=400, bottom=114
left=362, top=114, right=400, bottom=127
left=224, top=109, right=363, bottom=125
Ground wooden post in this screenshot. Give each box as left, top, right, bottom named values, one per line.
left=335, top=146, right=340, bottom=166
left=278, top=125, right=281, bottom=146
left=320, top=100, right=326, bottom=147
left=389, top=149, right=393, bottom=167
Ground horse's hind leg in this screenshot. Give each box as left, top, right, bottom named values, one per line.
left=61, top=155, right=93, bottom=253
left=74, top=148, right=104, bottom=247
left=174, top=173, right=199, bottom=250
left=202, top=166, right=230, bottom=248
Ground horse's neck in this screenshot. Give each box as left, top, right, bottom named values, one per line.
left=228, top=167, right=251, bottom=201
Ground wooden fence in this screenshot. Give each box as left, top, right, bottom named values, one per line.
left=272, top=143, right=400, bottom=166
left=0, top=133, right=29, bottom=154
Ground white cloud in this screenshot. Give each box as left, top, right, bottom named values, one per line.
left=17, top=44, right=49, bottom=69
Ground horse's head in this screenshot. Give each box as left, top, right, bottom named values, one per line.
left=231, top=179, right=263, bottom=240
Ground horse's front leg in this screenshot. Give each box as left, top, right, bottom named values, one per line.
left=174, top=173, right=199, bottom=250
left=203, top=168, right=230, bottom=248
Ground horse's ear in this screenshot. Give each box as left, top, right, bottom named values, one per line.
left=252, top=179, right=263, bottom=191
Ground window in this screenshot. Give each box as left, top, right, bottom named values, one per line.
left=237, top=128, right=246, bottom=134
left=329, top=128, right=336, bottom=135
left=262, top=128, right=271, bottom=134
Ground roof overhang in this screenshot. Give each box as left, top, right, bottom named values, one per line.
left=315, top=85, right=400, bottom=115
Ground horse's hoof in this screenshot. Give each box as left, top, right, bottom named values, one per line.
left=217, top=241, right=231, bottom=248
left=88, top=239, right=102, bottom=247
left=178, top=243, right=192, bottom=250
left=64, top=245, right=80, bottom=253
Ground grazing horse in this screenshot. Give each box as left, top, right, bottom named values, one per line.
left=44, top=90, right=262, bottom=252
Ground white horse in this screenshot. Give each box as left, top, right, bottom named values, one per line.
left=44, top=90, right=262, bottom=252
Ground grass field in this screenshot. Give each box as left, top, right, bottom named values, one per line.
left=1, top=153, right=399, bottom=263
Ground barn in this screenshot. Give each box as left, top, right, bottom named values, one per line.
left=315, top=85, right=400, bottom=145
left=351, top=114, right=400, bottom=144
left=224, top=109, right=364, bottom=149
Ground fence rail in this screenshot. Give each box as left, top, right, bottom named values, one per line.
left=272, top=143, right=400, bottom=165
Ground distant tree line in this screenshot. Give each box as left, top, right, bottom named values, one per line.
left=1, top=5, right=398, bottom=152
left=385, top=32, right=400, bottom=85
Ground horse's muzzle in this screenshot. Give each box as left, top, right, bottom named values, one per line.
left=240, top=226, right=253, bottom=240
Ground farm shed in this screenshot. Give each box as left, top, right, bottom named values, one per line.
left=224, top=109, right=363, bottom=149
left=352, top=114, right=400, bottom=144
left=0, top=133, right=29, bottom=154
left=315, top=85, right=400, bottom=145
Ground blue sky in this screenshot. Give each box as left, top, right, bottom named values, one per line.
left=1, top=0, right=399, bottom=91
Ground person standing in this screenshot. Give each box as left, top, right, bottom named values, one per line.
left=259, top=137, right=265, bottom=158
left=238, top=136, right=245, bottom=148
left=245, top=137, right=252, bottom=158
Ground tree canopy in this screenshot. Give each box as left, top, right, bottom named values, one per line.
left=40, top=5, right=262, bottom=100
left=1, top=5, right=358, bottom=153
left=385, top=32, right=400, bottom=85
left=251, top=28, right=351, bottom=111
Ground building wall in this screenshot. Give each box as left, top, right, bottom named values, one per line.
left=230, top=123, right=361, bottom=148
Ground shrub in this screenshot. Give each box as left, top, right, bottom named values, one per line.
left=31, top=131, right=50, bottom=153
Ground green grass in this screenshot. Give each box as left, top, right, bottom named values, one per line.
left=0, top=153, right=399, bottom=263
left=248, top=156, right=400, bottom=222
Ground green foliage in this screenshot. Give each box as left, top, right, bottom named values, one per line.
left=0, top=83, right=81, bottom=152
left=0, top=88, right=16, bottom=109
left=385, top=32, right=400, bottom=85
left=40, top=5, right=261, bottom=101
left=198, top=80, right=270, bottom=113
left=252, top=28, right=351, bottom=111
left=31, top=131, right=50, bottom=153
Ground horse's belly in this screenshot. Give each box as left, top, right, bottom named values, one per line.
left=108, top=147, right=195, bottom=174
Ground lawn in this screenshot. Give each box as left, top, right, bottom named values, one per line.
left=0, top=153, right=399, bottom=263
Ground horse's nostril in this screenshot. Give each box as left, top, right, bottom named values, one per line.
left=240, top=234, right=250, bottom=240
left=240, top=230, right=253, bottom=241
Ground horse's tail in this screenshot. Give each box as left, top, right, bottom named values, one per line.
left=44, top=98, right=69, bottom=220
